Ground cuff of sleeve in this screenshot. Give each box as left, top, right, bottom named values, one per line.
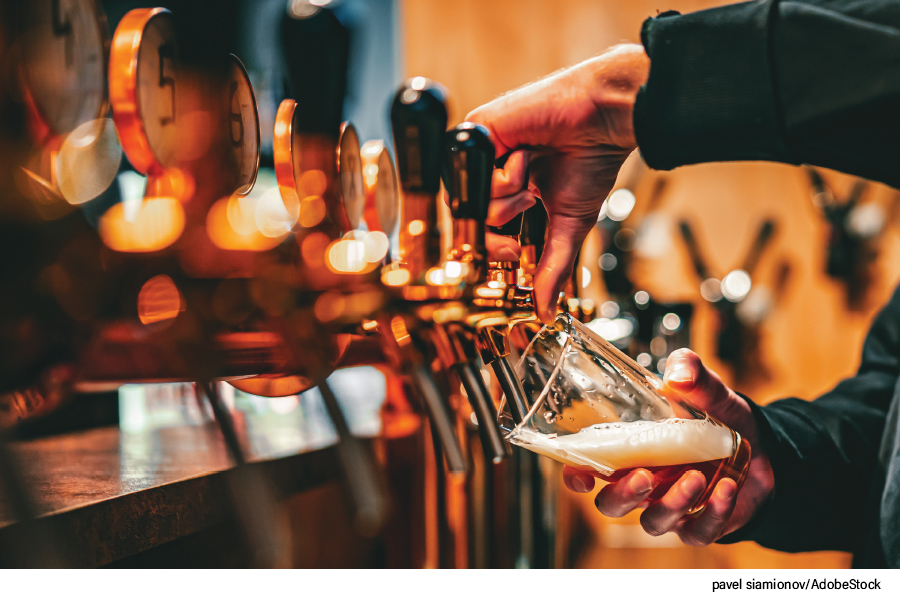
left=716, top=395, right=782, bottom=545
left=633, top=0, right=796, bottom=170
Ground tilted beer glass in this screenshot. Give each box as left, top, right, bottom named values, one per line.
left=499, top=313, right=751, bottom=513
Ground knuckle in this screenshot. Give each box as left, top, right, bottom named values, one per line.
left=594, top=491, right=630, bottom=518
left=639, top=512, right=671, bottom=537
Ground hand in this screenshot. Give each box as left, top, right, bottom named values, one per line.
left=562, top=349, right=775, bottom=545
left=468, top=44, right=650, bottom=323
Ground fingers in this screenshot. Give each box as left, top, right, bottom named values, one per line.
left=594, top=469, right=654, bottom=518
left=486, top=232, right=521, bottom=262
left=486, top=191, right=536, bottom=227
left=662, top=348, right=756, bottom=442
left=533, top=215, right=594, bottom=323
left=491, top=150, right=530, bottom=198
left=562, top=466, right=595, bottom=494
left=674, top=478, right=738, bottom=546
left=639, top=471, right=706, bottom=537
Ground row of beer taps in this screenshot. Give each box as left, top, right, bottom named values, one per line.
left=0, top=0, right=564, bottom=568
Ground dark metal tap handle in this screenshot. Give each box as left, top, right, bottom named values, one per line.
left=391, top=78, right=448, bottom=280
left=443, top=122, right=494, bottom=222
left=391, top=79, right=448, bottom=196
left=409, top=363, right=467, bottom=474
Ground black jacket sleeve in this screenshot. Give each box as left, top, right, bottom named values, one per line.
left=633, top=0, right=900, bottom=189
left=717, top=284, right=900, bottom=553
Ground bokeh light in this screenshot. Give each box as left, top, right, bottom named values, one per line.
left=721, top=269, right=752, bottom=302
left=99, top=197, right=185, bottom=252
left=606, top=188, right=636, bottom=221
left=137, top=275, right=184, bottom=325
left=327, top=239, right=368, bottom=273
left=700, top=277, right=723, bottom=302
left=57, top=118, right=122, bottom=205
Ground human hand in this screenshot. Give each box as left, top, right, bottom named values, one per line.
left=468, top=44, right=650, bottom=323
left=562, top=349, right=775, bottom=545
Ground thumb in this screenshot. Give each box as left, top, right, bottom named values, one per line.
left=533, top=215, right=593, bottom=324
left=662, top=349, right=757, bottom=445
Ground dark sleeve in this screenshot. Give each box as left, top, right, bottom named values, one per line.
left=717, top=285, right=900, bottom=552
left=633, top=0, right=900, bottom=189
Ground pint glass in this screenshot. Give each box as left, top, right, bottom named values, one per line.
left=500, top=313, right=751, bottom=513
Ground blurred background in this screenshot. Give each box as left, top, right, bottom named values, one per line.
left=2, top=0, right=897, bottom=569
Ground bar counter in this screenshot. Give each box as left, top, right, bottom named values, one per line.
left=0, top=412, right=348, bottom=567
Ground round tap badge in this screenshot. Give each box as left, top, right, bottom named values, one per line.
left=19, top=0, right=109, bottom=142
left=360, top=140, right=399, bottom=235
left=337, top=122, right=365, bottom=230
left=226, top=55, right=260, bottom=197
left=109, top=8, right=178, bottom=175
left=273, top=99, right=298, bottom=202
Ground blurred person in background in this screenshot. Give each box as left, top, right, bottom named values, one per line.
left=468, top=1, right=900, bottom=567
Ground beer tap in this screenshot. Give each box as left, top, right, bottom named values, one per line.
left=440, top=123, right=509, bottom=464
left=387, top=78, right=467, bottom=475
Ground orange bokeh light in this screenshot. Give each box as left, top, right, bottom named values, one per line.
left=99, top=197, right=186, bottom=252
left=301, top=232, right=331, bottom=268
left=138, top=274, right=184, bottom=325
left=298, top=195, right=327, bottom=228
left=298, top=170, right=327, bottom=197
left=206, top=195, right=287, bottom=251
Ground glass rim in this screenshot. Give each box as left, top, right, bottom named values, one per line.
left=502, top=312, right=578, bottom=432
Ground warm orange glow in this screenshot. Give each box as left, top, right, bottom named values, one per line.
left=390, top=316, right=411, bottom=345
left=137, top=275, right=184, bottom=324
left=408, top=219, right=425, bottom=235
left=99, top=197, right=185, bottom=252
left=298, top=195, right=327, bottom=228
left=382, top=267, right=411, bottom=287
left=301, top=232, right=331, bottom=268
left=314, top=292, right=345, bottom=323
left=327, top=239, right=368, bottom=273
left=298, top=170, right=327, bottom=197
left=475, top=285, right=505, bottom=298
left=206, top=195, right=287, bottom=251
left=146, top=169, right=195, bottom=203
left=172, top=110, right=214, bottom=162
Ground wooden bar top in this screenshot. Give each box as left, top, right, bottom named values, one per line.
left=0, top=409, right=345, bottom=567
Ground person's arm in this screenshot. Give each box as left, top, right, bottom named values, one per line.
left=715, top=285, right=900, bottom=552
left=469, top=0, right=900, bottom=320
left=636, top=0, right=900, bottom=187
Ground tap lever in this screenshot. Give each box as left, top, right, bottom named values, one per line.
left=318, top=380, right=389, bottom=535
left=492, top=356, right=530, bottom=425
left=434, top=323, right=508, bottom=463
left=443, top=123, right=494, bottom=221
left=409, top=363, right=467, bottom=474
left=391, top=78, right=448, bottom=282
left=443, top=123, right=495, bottom=281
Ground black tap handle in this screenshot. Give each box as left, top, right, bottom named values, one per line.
left=442, top=122, right=494, bottom=222
left=391, top=79, right=448, bottom=194
left=281, top=5, right=350, bottom=136
left=520, top=199, right=547, bottom=255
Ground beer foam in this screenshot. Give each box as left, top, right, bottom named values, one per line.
left=508, top=417, right=734, bottom=476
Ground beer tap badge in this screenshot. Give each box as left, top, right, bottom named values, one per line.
left=226, top=54, right=260, bottom=197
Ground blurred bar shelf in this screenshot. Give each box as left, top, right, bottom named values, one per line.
left=0, top=419, right=342, bottom=567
